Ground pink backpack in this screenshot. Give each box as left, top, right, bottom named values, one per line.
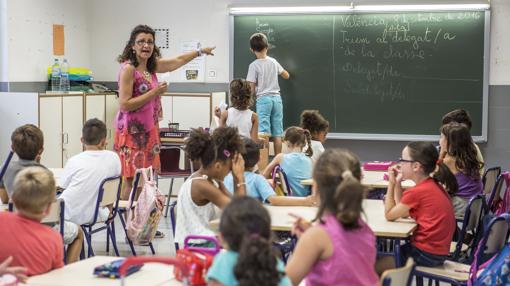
left=126, top=167, right=165, bottom=245
left=492, top=172, right=510, bottom=215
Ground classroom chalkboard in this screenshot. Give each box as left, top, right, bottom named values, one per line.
left=232, top=10, right=489, bottom=139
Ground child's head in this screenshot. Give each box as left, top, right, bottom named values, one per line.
left=11, top=124, right=44, bottom=160
left=230, top=79, right=253, bottom=110
left=241, top=138, right=260, bottom=170
left=11, top=167, right=55, bottom=219
left=82, top=118, right=107, bottom=147
left=300, top=110, right=329, bottom=142
left=249, top=33, right=268, bottom=52
left=313, top=149, right=365, bottom=229
left=284, top=126, right=313, bottom=157
left=440, top=122, right=481, bottom=179
left=441, top=109, right=472, bottom=130
left=185, top=127, right=244, bottom=180
left=219, top=196, right=282, bottom=286
left=403, top=141, right=458, bottom=194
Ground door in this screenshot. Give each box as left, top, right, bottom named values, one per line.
left=105, top=94, right=119, bottom=150
left=62, top=96, right=83, bottom=166
left=39, top=96, right=63, bottom=168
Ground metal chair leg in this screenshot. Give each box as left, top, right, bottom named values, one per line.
left=108, top=224, right=120, bottom=256
left=118, top=211, right=137, bottom=256
left=164, top=178, right=174, bottom=217
left=149, top=242, right=156, bottom=255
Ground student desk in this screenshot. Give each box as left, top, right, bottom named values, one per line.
left=301, top=169, right=415, bottom=189
left=26, top=256, right=181, bottom=286
left=210, top=200, right=416, bottom=267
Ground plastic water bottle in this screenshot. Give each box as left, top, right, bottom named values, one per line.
left=60, top=59, right=70, bottom=92
left=51, top=58, right=61, bottom=92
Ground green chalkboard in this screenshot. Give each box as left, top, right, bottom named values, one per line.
left=233, top=11, right=488, bottom=139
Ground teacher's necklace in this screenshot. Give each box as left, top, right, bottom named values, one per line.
left=142, top=70, right=152, bottom=82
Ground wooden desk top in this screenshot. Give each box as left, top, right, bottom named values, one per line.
left=26, top=256, right=180, bottom=286
left=211, top=200, right=416, bottom=238
left=301, top=169, right=415, bottom=189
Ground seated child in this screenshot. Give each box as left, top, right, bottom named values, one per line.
left=263, top=127, right=313, bottom=197
left=224, top=138, right=315, bottom=206
left=0, top=167, right=64, bottom=276
left=59, top=118, right=121, bottom=225
left=175, top=127, right=246, bottom=246
left=0, top=124, right=46, bottom=203
left=300, top=110, right=329, bottom=162
left=207, top=196, right=292, bottom=286
left=440, top=122, right=483, bottom=218
left=384, top=142, right=457, bottom=267
left=0, top=124, right=83, bottom=263
left=285, top=149, right=379, bottom=286
left=217, top=79, right=259, bottom=142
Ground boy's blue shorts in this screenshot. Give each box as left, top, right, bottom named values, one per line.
left=256, top=95, right=283, bottom=137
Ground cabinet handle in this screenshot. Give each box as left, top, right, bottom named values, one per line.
left=64, top=133, right=69, bottom=144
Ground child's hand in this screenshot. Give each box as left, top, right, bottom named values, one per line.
left=232, top=152, right=245, bottom=179
left=0, top=256, right=27, bottom=283
left=214, top=106, right=221, bottom=118
left=289, top=213, right=311, bottom=238
left=388, top=165, right=402, bottom=184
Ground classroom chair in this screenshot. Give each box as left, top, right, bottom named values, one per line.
left=380, top=258, right=415, bottom=286
left=118, top=171, right=156, bottom=256
left=0, top=151, right=14, bottom=182
left=80, top=176, right=122, bottom=258
left=168, top=200, right=179, bottom=252
left=9, top=199, right=66, bottom=263
left=487, top=174, right=507, bottom=213
left=449, top=194, right=486, bottom=261
left=157, top=146, right=193, bottom=217
left=413, top=213, right=510, bottom=286
left=482, top=167, right=501, bottom=197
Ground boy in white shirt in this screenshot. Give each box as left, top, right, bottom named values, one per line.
left=59, top=118, right=121, bottom=225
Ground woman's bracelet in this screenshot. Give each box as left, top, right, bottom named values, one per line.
left=196, top=48, right=203, bottom=57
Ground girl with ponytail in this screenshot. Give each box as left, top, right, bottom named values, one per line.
left=207, top=196, right=291, bottom=286
left=285, top=149, right=379, bottom=286
left=262, top=126, right=313, bottom=197
left=384, top=141, right=457, bottom=267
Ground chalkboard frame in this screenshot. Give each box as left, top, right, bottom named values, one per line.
left=229, top=7, right=490, bottom=142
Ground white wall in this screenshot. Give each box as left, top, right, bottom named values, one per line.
left=6, top=0, right=91, bottom=81
left=4, top=0, right=510, bottom=86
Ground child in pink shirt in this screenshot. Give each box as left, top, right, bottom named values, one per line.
left=285, top=149, right=379, bottom=286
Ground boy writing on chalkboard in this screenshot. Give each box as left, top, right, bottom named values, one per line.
left=246, top=33, right=290, bottom=155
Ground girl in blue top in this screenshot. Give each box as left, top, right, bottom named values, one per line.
left=207, top=196, right=291, bottom=286
left=263, top=127, right=313, bottom=197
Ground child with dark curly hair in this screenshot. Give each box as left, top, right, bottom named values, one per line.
left=174, top=127, right=246, bottom=246
left=217, top=79, right=259, bottom=142
left=300, top=110, right=329, bottom=162
left=207, top=196, right=291, bottom=286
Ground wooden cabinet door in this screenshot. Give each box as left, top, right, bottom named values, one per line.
left=39, top=96, right=63, bottom=168
left=172, top=96, right=210, bottom=130
left=62, top=96, right=83, bottom=166
left=105, top=95, right=119, bottom=151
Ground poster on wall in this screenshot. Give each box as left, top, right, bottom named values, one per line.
left=180, top=40, right=205, bottom=82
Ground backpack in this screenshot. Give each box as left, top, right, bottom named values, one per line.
left=173, top=235, right=220, bottom=286
left=492, top=172, right=510, bottom=215
left=470, top=244, right=510, bottom=286
left=126, top=167, right=165, bottom=245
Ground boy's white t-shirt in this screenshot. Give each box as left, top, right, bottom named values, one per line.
left=59, top=150, right=121, bottom=225
left=246, top=56, right=284, bottom=97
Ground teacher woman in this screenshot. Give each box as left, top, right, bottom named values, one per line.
left=115, top=24, right=214, bottom=199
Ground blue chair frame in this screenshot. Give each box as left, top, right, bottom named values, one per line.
left=80, top=175, right=122, bottom=257
left=0, top=151, right=14, bottom=181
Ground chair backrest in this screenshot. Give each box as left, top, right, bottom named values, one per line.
left=8, top=199, right=65, bottom=227
left=483, top=167, right=501, bottom=195
left=0, top=151, right=14, bottom=181
left=160, top=146, right=193, bottom=173
left=473, top=213, right=510, bottom=268
left=452, top=195, right=486, bottom=259
left=380, top=258, right=414, bottom=286
left=87, top=176, right=122, bottom=225
left=487, top=174, right=507, bottom=212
